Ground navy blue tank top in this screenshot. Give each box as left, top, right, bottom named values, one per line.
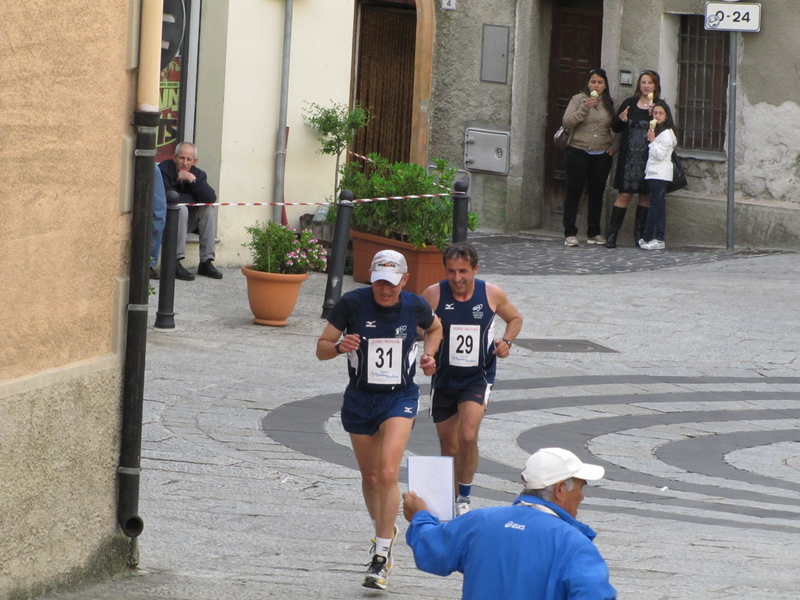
left=433, top=279, right=497, bottom=389
left=331, top=287, right=426, bottom=393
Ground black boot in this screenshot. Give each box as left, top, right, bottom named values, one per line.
left=605, top=205, right=627, bottom=248
left=634, top=205, right=650, bottom=248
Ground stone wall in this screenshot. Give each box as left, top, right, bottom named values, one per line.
left=426, top=0, right=800, bottom=248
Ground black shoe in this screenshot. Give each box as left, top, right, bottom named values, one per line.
left=175, top=261, right=195, bottom=281
left=149, top=267, right=160, bottom=280
left=197, top=260, right=223, bottom=279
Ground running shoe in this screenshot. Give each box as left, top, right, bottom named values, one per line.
left=456, top=496, right=472, bottom=516
left=386, top=524, right=398, bottom=571
left=363, top=555, right=389, bottom=590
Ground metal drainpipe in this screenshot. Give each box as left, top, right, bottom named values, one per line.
left=272, top=0, right=293, bottom=223
left=118, top=0, right=164, bottom=541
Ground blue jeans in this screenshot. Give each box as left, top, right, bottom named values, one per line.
left=151, top=163, right=167, bottom=266
left=642, top=179, right=668, bottom=242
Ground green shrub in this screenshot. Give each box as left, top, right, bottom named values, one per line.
left=244, top=221, right=327, bottom=274
left=337, top=154, right=476, bottom=250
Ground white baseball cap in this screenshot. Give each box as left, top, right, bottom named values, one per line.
left=521, top=448, right=605, bottom=489
left=370, top=250, right=408, bottom=285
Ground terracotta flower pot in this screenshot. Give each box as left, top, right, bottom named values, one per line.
left=349, top=230, right=444, bottom=295
left=241, top=266, right=308, bottom=327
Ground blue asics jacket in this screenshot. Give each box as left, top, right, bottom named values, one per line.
left=406, top=495, right=616, bottom=600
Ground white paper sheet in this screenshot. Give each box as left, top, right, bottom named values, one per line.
left=407, top=456, right=455, bottom=521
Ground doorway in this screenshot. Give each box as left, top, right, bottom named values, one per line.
left=543, top=1, right=603, bottom=232
left=352, top=1, right=417, bottom=163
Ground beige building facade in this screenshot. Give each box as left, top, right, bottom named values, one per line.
left=0, top=1, right=149, bottom=597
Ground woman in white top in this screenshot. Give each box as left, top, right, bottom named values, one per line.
left=640, top=101, right=677, bottom=250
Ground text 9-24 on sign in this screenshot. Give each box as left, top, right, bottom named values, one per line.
left=705, top=2, right=761, bottom=32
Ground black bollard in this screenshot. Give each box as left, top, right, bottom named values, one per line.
left=154, top=191, right=180, bottom=329
left=452, top=180, right=470, bottom=243
left=321, top=190, right=354, bottom=319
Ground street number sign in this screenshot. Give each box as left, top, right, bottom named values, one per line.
left=705, top=3, right=761, bottom=32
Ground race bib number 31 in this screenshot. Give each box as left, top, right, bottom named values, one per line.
left=449, top=324, right=480, bottom=367
left=367, top=338, right=402, bottom=385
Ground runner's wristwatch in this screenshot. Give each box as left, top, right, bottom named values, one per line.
left=502, top=339, right=513, bottom=348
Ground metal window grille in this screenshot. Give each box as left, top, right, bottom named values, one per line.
left=676, top=15, right=729, bottom=152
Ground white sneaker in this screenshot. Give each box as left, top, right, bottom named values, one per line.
left=586, top=234, right=607, bottom=244
left=368, top=524, right=398, bottom=572
left=564, top=236, right=579, bottom=247
left=639, top=238, right=651, bottom=249
left=363, top=555, right=389, bottom=590
left=649, top=240, right=666, bottom=250
left=456, top=496, right=472, bottom=516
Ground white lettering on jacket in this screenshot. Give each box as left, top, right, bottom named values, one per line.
left=504, top=521, right=525, bottom=530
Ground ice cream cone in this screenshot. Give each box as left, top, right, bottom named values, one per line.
left=649, top=119, right=658, bottom=130
left=590, top=90, right=599, bottom=98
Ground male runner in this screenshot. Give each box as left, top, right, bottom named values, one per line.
left=422, top=243, right=523, bottom=516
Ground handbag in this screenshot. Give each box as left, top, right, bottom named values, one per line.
left=667, top=153, right=687, bottom=193
left=553, top=126, right=572, bottom=150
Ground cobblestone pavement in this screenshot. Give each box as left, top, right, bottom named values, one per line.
left=40, top=237, right=799, bottom=600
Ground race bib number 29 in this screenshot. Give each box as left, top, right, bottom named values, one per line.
left=367, top=338, right=402, bottom=385
left=449, top=324, right=479, bottom=367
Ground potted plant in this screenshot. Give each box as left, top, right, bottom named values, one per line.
left=241, top=221, right=327, bottom=326
left=336, top=154, right=478, bottom=293
left=300, top=101, right=371, bottom=242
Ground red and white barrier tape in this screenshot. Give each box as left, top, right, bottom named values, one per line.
left=172, top=152, right=458, bottom=206
left=174, top=192, right=455, bottom=207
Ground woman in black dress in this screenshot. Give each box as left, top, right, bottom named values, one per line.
left=605, top=70, right=661, bottom=248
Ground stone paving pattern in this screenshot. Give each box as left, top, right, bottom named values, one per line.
left=40, top=236, right=800, bottom=600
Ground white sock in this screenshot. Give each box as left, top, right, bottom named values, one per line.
left=375, top=536, right=392, bottom=557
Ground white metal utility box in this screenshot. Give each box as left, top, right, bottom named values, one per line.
left=464, top=128, right=510, bottom=175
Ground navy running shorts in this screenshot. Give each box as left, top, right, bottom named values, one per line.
left=341, top=384, right=419, bottom=435
left=431, top=382, right=491, bottom=424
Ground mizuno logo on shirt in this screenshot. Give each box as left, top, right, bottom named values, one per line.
left=444, top=303, right=455, bottom=310
left=365, top=321, right=376, bottom=327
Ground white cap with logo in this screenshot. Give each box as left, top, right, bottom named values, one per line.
left=370, top=250, right=408, bottom=285
left=521, top=448, right=605, bottom=489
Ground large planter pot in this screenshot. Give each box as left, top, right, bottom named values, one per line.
left=350, top=230, right=444, bottom=295
left=241, top=266, right=308, bottom=327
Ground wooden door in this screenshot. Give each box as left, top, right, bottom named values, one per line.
left=543, top=5, right=603, bottom=231
left=352, top=2, right=416, bottom=164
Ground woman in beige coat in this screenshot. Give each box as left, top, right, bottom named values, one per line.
left=560, top=68, right=616, bottom=247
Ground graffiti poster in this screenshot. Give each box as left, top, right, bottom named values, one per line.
left=157, top=56, right=182, bottom=162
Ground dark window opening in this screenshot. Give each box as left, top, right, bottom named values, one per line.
left=676, top=15, right=729, bottom=152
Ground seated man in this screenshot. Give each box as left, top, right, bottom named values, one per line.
left=158, top=141, right=222, bottom=280
left=403, top=447, right=616, bottom=600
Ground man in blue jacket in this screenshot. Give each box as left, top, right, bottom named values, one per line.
left=403, top=448, right=616, bottom=600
